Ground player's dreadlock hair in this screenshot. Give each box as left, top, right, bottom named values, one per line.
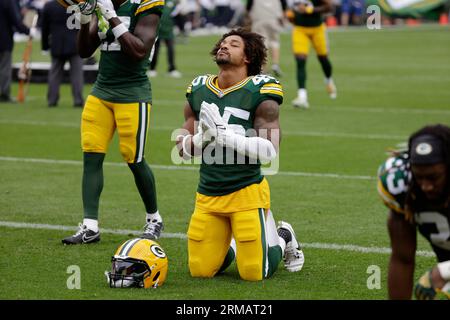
left=405, top=124, right=450, bottom=216
left=210, top=28, right=267, bottom=76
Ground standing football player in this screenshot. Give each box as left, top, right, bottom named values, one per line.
left=377, top=124, right=450, bottom=299
left=62, top=0, right=165, bottom=244
left=287, top=0, right=337, bottom=109
left=176, top=28, right=305, bottom=281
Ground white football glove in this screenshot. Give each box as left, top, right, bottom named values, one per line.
left=96, top=0, right=117, bottom=20
left=199, top=101, right=227, bottom=140
left=198, top=101, right=276, bottom=162
left=192, top=120, right=207, bottom=149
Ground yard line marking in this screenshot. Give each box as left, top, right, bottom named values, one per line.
left=0, top=156, right=375, bottom=180
left=0, top=221, right=185, bottom=239
left=0, top=119, right=406, bottom=140
left=0, top=221, right=435, bottom=257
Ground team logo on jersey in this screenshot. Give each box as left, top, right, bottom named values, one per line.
left=416, top=142, right=432, bottom=155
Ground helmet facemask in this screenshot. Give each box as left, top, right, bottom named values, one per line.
left=106, top=257, right=151, bottom=288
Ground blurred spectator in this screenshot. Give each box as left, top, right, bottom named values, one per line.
left=214, top=0, right=233, bottom=26
left=148, top=0, right=182, bottom=78
left=172, top=0, right=189, bottom=42
left=340, top=0, right=365, bottom=25
left=41, top=0, right=84, bottom=107
left=227, top=0, right=246, bottom=27
left=0, top=0, right=32, bottom=103
left=199, top=0, right=216, bottom=27
left=247, top=0, right=287, bottom=77
left=185, top=0, right=201, bottom=30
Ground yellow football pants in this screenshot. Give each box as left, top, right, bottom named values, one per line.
left=81, top=95, right=151, bottom=163
left=292, top=23, right=329, bottom=56
left=188, top=207, right=270, bottom=281
left=188, top=179, right=277, bottom=281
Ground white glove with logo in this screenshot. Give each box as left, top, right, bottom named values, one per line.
left=96, top=0, right=117, bottom=20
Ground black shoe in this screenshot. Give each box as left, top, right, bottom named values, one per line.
left=62, top=223, right=100, bottom=245
left=141, top=220, right=164, bottom=240
left=0, top=95, right=15, bottom=103
left=48, top=103, right=57, bottom=108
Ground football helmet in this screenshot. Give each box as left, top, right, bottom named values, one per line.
left=57, top=0, right=97, bottom=15
left=106, top=238, right=168, bottom=288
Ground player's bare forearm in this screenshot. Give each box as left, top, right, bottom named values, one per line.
left=387, top=210, right=417, bottom=299
left=77, top=20, right=100, bottom=58
left=254, top=100, right=281, bottom=151
left=111, top=14, right=159, bottom=61
left=388, top=256, right=415, bottom=299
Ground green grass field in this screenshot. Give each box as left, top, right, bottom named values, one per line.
left=1, top=25, right=449, bottom=300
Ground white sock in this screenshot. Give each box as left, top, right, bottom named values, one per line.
left=278, top=237, right=286, bottom=255
left=325, top=77, right=333, bottom=84
left=146, top=211, right=162, bottom=224
left=83, top=218, right=98, bottom=232
left=298, top=88, right=307, bottom=99
left=229, top=237, right=237, bottom=254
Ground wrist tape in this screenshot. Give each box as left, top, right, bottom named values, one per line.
left=112, top=23, right=128, bottom=39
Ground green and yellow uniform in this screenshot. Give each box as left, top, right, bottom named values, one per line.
left=377, top=154, right=450, bottom=261
left=291, top=0, right=329, bottom=56
left=82, top=0, right=164, bottom=163
left=186, top=74, right=284, bottom=281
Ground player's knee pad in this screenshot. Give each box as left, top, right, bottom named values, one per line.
left=119, top=143, right=135, bottom=163
left=233, top=213, right=264, bottom=281
left=239, top=262, right=262, bottom=281
left=82, top=132, right=104, bottom=152
left=188, top=255, right=217, bottom=278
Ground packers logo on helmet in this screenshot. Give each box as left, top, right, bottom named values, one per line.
left=57, top=0, right=97, bottom=15
left=105, top=238, right=168, bottom=289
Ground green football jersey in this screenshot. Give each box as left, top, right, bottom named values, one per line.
left=377, top=153, right=410, bottom=214
left=186, top=74, right=283, bottom=196
left=292, top=0, right=324, bottom=27
left=91, top=0, right=164, bottom=103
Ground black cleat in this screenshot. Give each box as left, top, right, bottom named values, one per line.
left=62, top=223, right=100, bottom=245
left=141, top=220, right=164, bottom=240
